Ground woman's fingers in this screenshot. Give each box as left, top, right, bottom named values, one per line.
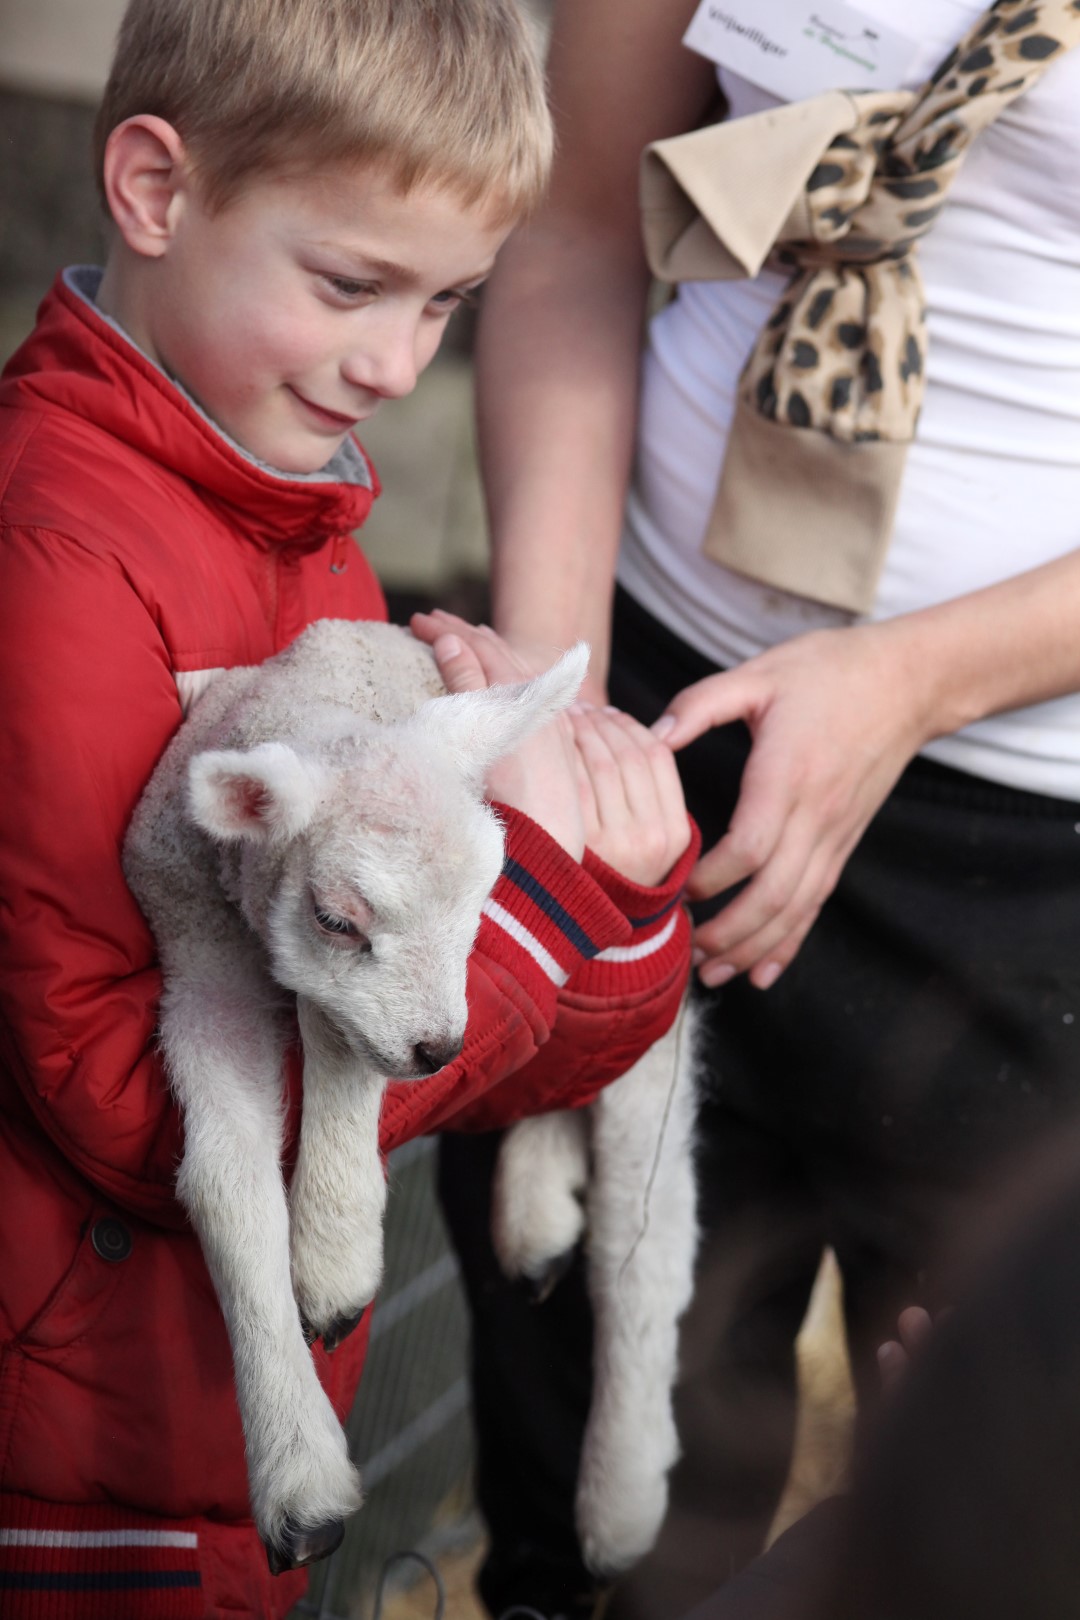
left=651, top=667, right=758, bottom=750
left=692, top=830, right=831, bottom=985
left=686, top=734, right=794, bottom=906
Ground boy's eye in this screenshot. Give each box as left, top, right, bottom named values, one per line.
left=314, top=906, right=372, bottom=952
left=321, top=274, right=375, bottom=302
left=428, top=287, right=478, bottom=316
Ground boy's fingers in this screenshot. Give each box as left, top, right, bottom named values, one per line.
left=574, top=748, right=602, bottom=844
left=572, top=707, right=691, bottom=879
left=571, top=710, right=643, bottom=821
left=411, top=606, right=469, bottom=632
left=593, top=712, right=662, bottom=823
left=604, top=709, right=688, bottom=826
left=571, top=715, right=625, bottom=815
left=432, top=633, right=489, bottom=694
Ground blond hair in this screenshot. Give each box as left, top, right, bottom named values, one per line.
left=94, top=0, right=552, bottom=221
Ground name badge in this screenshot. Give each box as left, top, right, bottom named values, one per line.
left=683, top=0, right=921, bottom=100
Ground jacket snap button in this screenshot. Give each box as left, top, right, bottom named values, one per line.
left=91, top=1218, right=133, bottom=1263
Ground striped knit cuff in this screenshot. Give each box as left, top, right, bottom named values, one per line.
left=0, top=1495, right=205, bottom=1620
left=476, top=805, right=632, bottom=1004
left=569, top=818, right=701, bottom=998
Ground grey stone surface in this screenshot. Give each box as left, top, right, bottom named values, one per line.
left=0, top=0, right=126, bottom=100
left=355, top=358, right=489, bottom=592
left=0, top=89, right=107, bottom=299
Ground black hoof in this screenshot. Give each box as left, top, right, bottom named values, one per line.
left=265, top=1515, right=345, bottom=1576
left=527, top=1247, right=576, bottom=1304
left=299, top=1305, right=368, bottom=1352
left=323, top=1306, right=367, bottom=1353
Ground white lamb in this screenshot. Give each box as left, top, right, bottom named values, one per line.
left=123, top=618, right=586, bottom=1574
left=124, top=615, right=700, bottom=1583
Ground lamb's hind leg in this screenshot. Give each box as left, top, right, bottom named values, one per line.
left=289, top=998, right=389, bottom=1351
left=161, top=952, right=362, bottom=1572
left=492, top=1108, right=590, bottom=1298
left=576, top=996, right=701, bottom=1579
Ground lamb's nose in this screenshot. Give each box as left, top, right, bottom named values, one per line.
left=413, top=1037, right=463, bottom=1075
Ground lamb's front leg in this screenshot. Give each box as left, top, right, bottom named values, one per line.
left=576, top=997, right=701, bottom=1579
left=162, top=959, right=362, bottom=1573
left=289, top=997, right=389, bottom=1352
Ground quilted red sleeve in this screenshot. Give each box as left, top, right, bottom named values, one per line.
left=399, top=821, right=700, bottom=1137
left=0, top=526, right=188, bottom=1226
left=378, top=805, right=639, bottom=1150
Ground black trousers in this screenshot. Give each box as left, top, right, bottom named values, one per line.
left=439, top=587, right=1080, bottom=1619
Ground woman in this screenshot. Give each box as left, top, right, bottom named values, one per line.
left=439, top=3, right=1080, bottom=1614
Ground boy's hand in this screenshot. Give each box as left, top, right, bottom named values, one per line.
left=413, top=610, right=585, bottom=860
left=571, top=705, right=690, bottom=887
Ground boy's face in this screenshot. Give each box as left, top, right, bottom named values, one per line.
left=130, top=162, right=511, bottom=474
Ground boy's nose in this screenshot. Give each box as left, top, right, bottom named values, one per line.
left=341, top=325, right=418, bottom=401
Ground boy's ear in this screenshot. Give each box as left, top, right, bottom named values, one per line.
left=102, top=115, right=191, bottom=259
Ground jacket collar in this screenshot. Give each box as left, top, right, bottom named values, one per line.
left=1, top=269, right=380, bottom=549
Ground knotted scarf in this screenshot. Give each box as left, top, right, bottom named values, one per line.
left=640, top=0, right=1080, bottom=613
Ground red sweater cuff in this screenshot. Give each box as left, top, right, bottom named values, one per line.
left=570, top=817, right=701, bottom=998
left=475, top=805, right=632, bottom=1002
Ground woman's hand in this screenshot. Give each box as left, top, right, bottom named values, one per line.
left=571, top=704, right=691, bottom=885
left=412, top=609, right=586, bottom=860
left=653, top=622, right=933, bottom=989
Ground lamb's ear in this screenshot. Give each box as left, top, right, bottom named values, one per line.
left=418, top=642, right=589, bottom=786
left=187, top=742, right=328, bottom=842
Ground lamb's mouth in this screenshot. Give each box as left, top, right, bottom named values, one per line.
left=302, top=1003, right=439, bottom=1082
left=321, top=1014, right=414, bottom=1080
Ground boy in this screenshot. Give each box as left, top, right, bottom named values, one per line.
left=0, top=2, right=696, bottom=1616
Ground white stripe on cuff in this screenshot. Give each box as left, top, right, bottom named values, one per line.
left=483, top=898, right=570, bottom=986
left=594, top=912, right=678, bottom=964
left=0, top=1530, right=199, bottom=1549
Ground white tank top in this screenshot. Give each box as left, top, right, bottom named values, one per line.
left=619, top=0, right=1080, bottom=799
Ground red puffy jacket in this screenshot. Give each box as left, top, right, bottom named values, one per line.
left=0, top=272, right=694, bottom=1619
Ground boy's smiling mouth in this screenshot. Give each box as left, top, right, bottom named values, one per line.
left=288, top=386, right=374, bottom=432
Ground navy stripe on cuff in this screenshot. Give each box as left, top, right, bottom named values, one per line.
left=501, top=858, right=601, bottom=958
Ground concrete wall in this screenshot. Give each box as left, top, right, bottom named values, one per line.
left=0, top=0, right=125, bottom=99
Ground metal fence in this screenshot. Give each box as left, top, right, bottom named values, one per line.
left=291, top=1137, right=477, bottom=1620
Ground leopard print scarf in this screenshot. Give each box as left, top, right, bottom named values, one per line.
left=640, top=0, right=1080, bottom=614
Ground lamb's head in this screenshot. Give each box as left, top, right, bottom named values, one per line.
left=186, top=643, right=587, bottom=1078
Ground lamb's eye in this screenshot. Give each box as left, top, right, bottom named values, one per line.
left=314, top=908, right=356, bottom=936
left=314, top=907, right=371, bottom=951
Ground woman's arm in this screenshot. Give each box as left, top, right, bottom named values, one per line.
left=657, top=545, right=1080, bottom=987
left=476, top=0, right=717, bottom=695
